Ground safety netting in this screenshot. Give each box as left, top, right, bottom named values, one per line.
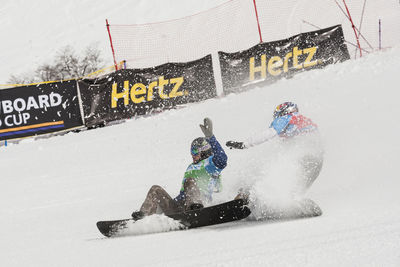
left=107, top=0, right=399, bottom=68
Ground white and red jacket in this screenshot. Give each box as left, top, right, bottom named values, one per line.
left=244, top=112, right=318, bottom=148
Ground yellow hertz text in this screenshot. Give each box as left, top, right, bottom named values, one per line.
left=249, top=46, right=321, bottom=80
left=111, top=76, right=188, bottom=108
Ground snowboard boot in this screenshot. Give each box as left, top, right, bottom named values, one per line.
left=131, top=210, right=145, bottom=220
left=189, top=203, right=204, bottom=210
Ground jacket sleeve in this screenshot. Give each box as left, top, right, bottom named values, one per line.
left=243, top=127, right=277, bottom=148
left=207, top=135, right=228, bottom=169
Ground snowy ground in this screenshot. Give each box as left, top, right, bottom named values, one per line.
left=1, top=46, right=400, bottom=266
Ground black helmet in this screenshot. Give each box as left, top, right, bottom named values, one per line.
left=191, top=137, right=212, bottom=162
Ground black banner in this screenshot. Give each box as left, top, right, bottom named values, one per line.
left=79, top=55, right=216, bottom=127
left=218, top=25, right=350, bottom=94
left=0, top=80, right=83, bottom=140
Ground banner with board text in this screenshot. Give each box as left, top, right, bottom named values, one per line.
left=0, top=80, right=83, bottom=140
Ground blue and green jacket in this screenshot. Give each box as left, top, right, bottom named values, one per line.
left=174, top=135, right=227, bottom=202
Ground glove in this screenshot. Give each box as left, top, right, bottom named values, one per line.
left=200, top=117, right=213, bottom=138
left=226, top=141, right=245, bottom=149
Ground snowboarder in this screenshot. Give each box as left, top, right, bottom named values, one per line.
left=226, top=102, right=324, bottom=197
left=131, top=117, right=228, bottom=219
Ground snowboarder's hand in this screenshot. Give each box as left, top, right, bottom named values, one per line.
left=226, top=141, right=245, bottom=149
left=200, top=117, right=213, bottom=138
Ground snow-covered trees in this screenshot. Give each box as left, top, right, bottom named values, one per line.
left=8, top=44, right=104, bottom=84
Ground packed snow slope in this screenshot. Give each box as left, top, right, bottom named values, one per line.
left=1, top=47, right=400, bottom=266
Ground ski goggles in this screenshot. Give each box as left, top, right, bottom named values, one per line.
left=191, top=143, right=211, bottom=156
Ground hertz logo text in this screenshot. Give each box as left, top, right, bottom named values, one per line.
left=249, top=46, right=321, bottom=80
left=111, top=76, right=187, bottom=108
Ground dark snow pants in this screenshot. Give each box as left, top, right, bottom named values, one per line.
left=139, top=178, right=201, bottom=216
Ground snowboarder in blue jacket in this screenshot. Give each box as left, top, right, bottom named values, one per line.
left=131, top=118, right=227, bottom=219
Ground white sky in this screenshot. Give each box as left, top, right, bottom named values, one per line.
left=0, top=0, right=227, bottom=83
left=1, top=0, right=398, bottom=83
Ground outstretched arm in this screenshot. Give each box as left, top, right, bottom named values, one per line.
left=226, top=128, right=277, bottom=149
left=243, top=127, right=277, bottom=148
left=208, top=135, right=227, bottom=169
left=199, top=118, right=228, bottom=169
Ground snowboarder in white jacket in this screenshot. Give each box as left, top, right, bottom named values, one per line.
left=226, top=102, right=323, bottom=198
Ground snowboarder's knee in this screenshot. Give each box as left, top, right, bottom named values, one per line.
left=149, top=185, right=164, bottom=193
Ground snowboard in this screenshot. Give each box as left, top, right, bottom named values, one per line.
left=96, top=199, right=251, bottom=237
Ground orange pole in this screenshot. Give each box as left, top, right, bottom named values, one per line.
left=252, top=0, right=263, bottom=43
left=342, top=0, right=362, bottom=57
left=106, top=19, right=118, bottom=70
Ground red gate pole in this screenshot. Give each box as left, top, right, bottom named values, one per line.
left=342, top=0, right=362, bottom=57
left=106, top=19, right=118, bottom=71
left=252, top=0, right=263, bottom=43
